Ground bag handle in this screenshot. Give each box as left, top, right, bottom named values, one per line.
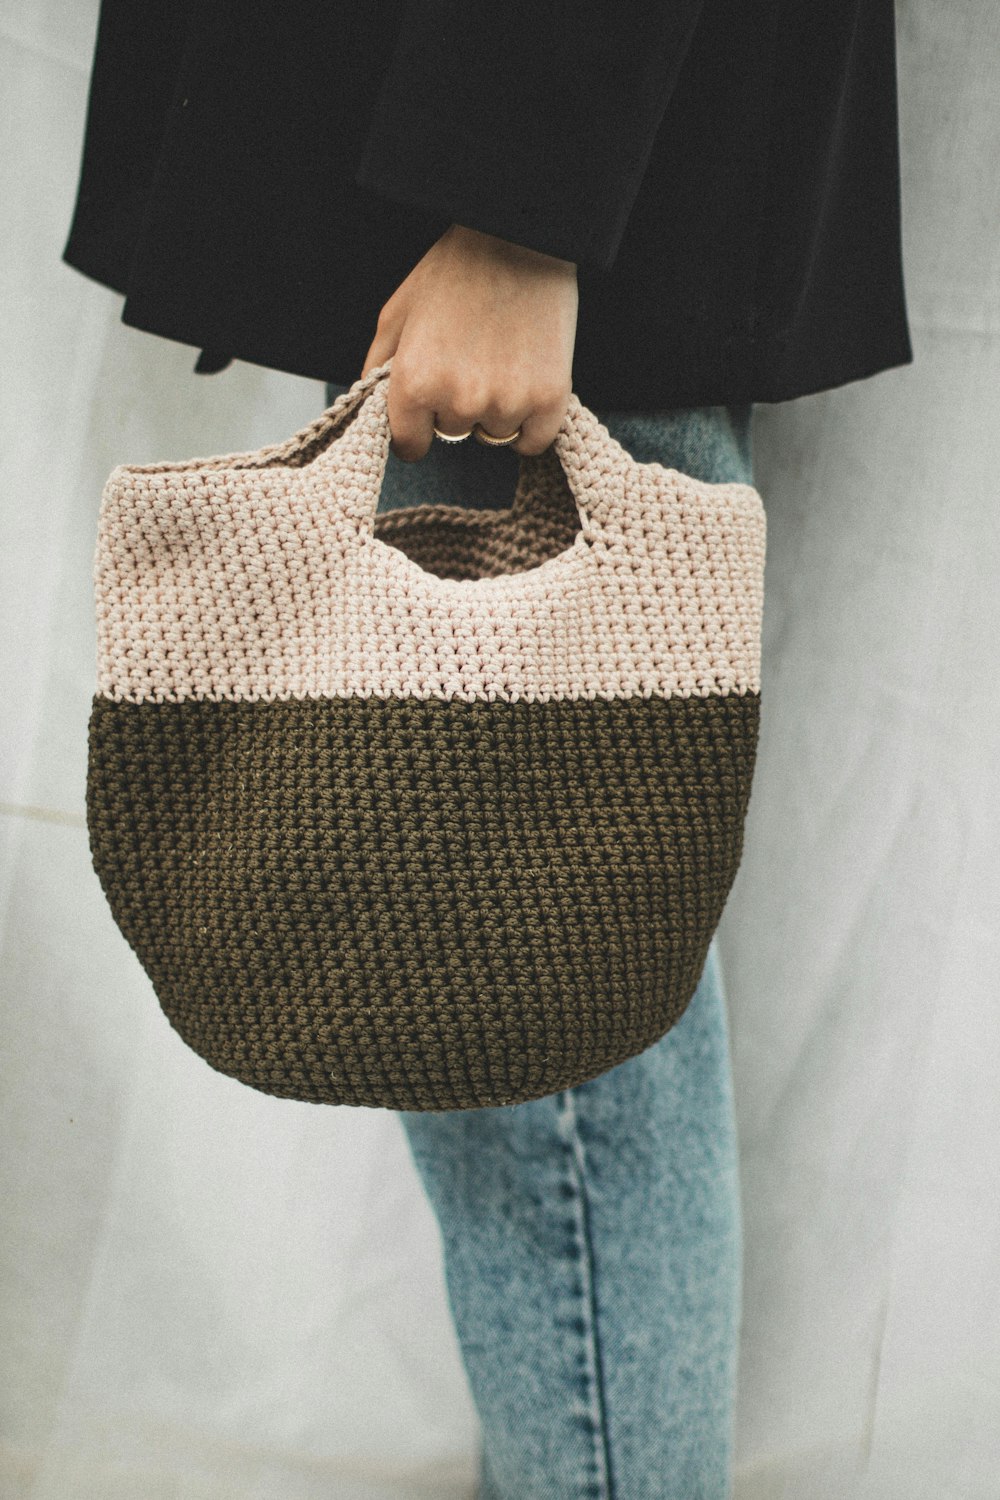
left=296, top=357, right=633, bottom=535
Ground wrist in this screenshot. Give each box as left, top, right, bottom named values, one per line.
left=447, top=222, right=577, bottom=275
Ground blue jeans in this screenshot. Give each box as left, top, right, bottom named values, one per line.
left=326, top=381, right=753, bottom=1500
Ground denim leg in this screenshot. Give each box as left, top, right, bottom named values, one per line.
left=325, top=382, right=752, bottom=1499
left=404, top=942, right=743, bottom=1500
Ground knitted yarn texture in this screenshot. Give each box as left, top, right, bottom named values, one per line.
left=86, top=360, right=766, bottom=1110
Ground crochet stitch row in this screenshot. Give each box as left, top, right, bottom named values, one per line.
left=93, top=364, right=765, bottom=704
left=88, top=691, right=760, bottom=1109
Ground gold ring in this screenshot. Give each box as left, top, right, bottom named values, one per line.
left=473, top=423, right=522, bottom=447
left=432, top=424, right=474, bottom=443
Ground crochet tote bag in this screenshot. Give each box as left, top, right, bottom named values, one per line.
left=87, top=359, right=766, bottom=1111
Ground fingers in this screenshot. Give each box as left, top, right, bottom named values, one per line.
left=385, top=369, right=437, bottom=461
left=513, top=390, right=572, bottom=456
left=385, top=362, right=571, bottom=463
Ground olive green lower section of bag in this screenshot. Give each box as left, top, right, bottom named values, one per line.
left=87, top=691, right=760, bottom=1110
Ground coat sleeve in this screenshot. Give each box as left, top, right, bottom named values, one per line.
left=352, top=0, right=707, bottom=272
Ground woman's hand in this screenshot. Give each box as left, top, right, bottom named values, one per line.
left=360, top=223, right=578, bottom=460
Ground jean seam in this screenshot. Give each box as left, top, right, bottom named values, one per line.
left=558, top=1086, right=617, bottom=1500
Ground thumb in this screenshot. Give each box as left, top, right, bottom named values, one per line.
left=360, top=326, right=399, bottom=381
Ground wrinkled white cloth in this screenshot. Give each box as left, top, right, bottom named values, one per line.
left=1, top=1, right=997, bottom=1496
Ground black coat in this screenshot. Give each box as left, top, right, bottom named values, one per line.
left=62, top=0, right=913, bottom=411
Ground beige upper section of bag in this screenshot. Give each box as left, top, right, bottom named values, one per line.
left=93, top=364, right=766, bottom=703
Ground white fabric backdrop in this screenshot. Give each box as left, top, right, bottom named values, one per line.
left=2, top=2, right=997, bottom=1495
